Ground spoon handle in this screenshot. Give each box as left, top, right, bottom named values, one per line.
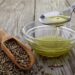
left=0, top=28, right=9, bottom=41
left=71, top=3, right=75, bottom=13
left=62, top=3, right=75, bottom=16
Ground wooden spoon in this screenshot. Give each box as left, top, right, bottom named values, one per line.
left=0, top=28, right=35, bottom=70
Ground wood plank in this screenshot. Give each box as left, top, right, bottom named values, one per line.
left=65, top=0, right=75, bottom=30
left=67, top=0, right=75, bottom=5
left=17, top=0, right=34, bottom=38
left=0, top=11, right=18, bottom=36
left=0, top=0, right=21, bottom=36
left=0, top=0, right=34, bottom=36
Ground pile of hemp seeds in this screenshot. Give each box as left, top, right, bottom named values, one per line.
left=4, top=38, right=30, bottom=68
left=0, top=48, right=51, bottom=75
left=0, top=38, right=64, bottom=75
left=0, top=38, right=52, bottom=75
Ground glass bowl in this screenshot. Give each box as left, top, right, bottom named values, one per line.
left=22, top=22, right=75, bottom=57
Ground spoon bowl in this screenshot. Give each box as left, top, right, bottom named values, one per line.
left=39, top=3, right=75, bottom=25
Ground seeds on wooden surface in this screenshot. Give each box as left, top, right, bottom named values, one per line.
left=0, top=45, right=45, bottom=75
left=0, top=49, right=53, bottom=75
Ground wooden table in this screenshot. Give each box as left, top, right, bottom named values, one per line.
left=0, top=0, right=75, bottom=75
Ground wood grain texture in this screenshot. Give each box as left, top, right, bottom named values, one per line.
left=66, top=0, right=75, bottom=30
left=0, top=0, right=20, bottom=36
left=0, top=0, right=75, bottom=75
left=0, top=11, right=18, bottom=36
left=66, top=0, right=75, bottom=5
left=16, top=0, right=34, bottom=38
left=0, top=0, right=34, bottom=36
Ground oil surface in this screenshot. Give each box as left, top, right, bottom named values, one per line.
left=30, top=36, right=71, bottom=57
left=43, top=15, right=70, bottom=25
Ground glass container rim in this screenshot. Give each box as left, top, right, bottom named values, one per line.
left=22, top=22, right=75, bottom=41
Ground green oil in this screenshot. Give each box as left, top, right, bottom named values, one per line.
left=43, top=15, right=70, bottom=25
left=30, top=36, right=71, bottom=57
left=36, top=36, right=71, bottom=48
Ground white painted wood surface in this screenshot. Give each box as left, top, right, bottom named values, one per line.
left=0, top=0, right=34, bottom=36
left=0, top=0, right=75, bottom=75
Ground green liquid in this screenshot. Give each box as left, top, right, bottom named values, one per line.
left=43, top=15, right=70, bottom=25
left=30, top=36, right=71, bottom=57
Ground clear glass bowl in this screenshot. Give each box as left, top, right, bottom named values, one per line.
left=22, top=22, right=75, bottom=57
